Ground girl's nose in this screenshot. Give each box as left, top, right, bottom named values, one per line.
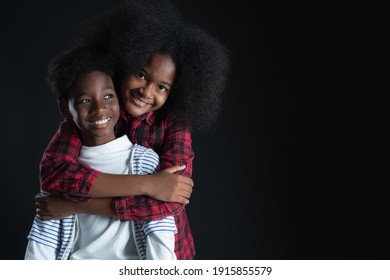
left=141, top=83, right=154, bottom=99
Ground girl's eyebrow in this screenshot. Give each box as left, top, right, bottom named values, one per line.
left=160, top=81, right=172, bottom=87
left=141, top=68, right=172, bottom=87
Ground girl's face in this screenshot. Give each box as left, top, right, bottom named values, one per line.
left=120, top=52, right=176, bottom=117
left=61, top=71, right=119, bottom=146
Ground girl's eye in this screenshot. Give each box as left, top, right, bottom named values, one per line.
left=137, top=72, right=146, bottom=80
left=158, top=86, right=167, bottom=92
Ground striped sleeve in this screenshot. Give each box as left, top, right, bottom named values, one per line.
left=26, top=215, right=75, bottom=259
left=130, top=144, right=178, bottom=235
left=141, top=216, right=178, bottom=236
left=131, top=144, right=160, bottom=175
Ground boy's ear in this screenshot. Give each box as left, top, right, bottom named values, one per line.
left=58, top=99, right=72, bottom=120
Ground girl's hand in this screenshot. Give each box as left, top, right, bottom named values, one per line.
left=148, top=165, right=194, bottom=204
left=35, top=193, right=77, bottom=221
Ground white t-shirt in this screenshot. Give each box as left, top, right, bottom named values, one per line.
left=69, top=135, right=176, bottom=260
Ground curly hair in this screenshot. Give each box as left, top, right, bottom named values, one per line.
left=47, top=46, right=114, bottom=100
left=171, top=23, right=230, bottom=130
left=73, top=0, right=230, bottom=130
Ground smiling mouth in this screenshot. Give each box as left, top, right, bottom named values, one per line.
left=130, top=92, right=153, bottom=107
left=88, top=117, right=112, bottom=125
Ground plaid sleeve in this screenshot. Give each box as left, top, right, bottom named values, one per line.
left=39, top=120, right=101, bottom=201
left=115, top=119, right=194, bottom=221
left=157, top=119, right=193, bottom=177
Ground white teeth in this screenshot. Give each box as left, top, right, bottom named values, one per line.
left=89, top=117, right=111, bottom=125
left=134, top=97, right=151, bottom=106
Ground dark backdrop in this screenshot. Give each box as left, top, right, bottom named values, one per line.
left=1, top=0, right=388, bottom=260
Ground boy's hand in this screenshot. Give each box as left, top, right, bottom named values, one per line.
left=148, top=165, right=194, bottom=204
left=35, top=193, right=77, bottom=220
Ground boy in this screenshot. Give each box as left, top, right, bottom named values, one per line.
left=25, top=46, right=180, bottom=260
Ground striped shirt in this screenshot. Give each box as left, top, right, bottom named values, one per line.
left=27, top=138, right=177, bottom=260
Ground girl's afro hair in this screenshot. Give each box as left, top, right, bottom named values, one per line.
left=72, top=0, right=230, bottom=130
left=171, top=23, right=230, bottom=130
left=75, top=0, right=183, bottom=74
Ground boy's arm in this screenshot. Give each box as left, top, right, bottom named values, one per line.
left=114, top=119, right=194, bottom=221
left=142, top=216, right=177, bottom=259
left=25, top=215, right=75, bottom=260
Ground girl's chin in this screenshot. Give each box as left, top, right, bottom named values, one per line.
left=125, top=105, right=148, bottom=117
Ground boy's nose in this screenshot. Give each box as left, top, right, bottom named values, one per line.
left=91, top=100, right=106, bottom=112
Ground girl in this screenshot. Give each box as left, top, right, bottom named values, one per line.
left=37, top=0, right=229, bottom=260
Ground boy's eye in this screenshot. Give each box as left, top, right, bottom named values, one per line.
left=104, top=93, right=115, bottom=100
left=77, top=98, right=90, bottom=104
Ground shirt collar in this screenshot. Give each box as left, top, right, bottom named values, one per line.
left=121, top=110, right=155, bottom=126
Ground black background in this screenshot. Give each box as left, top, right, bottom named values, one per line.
left=1, top=0, right=389, bottom=260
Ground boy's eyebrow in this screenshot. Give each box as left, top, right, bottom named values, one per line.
left=71, top=91, right=87, bottom=98
left=71, top=85, right=115, bottom=98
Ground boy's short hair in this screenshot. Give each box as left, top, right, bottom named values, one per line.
left=47, top=47, right=114, bottom=100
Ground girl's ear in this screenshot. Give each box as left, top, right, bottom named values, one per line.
left=58, top=99, right=72, bottom=120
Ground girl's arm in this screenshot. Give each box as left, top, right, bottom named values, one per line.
left=88, top=165, right=191, bottom=203
left=40, top=120, right=192, bottom=215
left=114, top=115, right=194, bottom=221
left=35, top=144, right=191, bottom=221
left=36, top=194, right=117, bottom=220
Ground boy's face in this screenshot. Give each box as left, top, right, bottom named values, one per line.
left=61, top=71, right=119, bottom=146
left=120, top=52, right=176, bottom=117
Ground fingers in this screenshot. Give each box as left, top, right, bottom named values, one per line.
left=180, top=181, right=193, bottom=198
left=180, top=198, right=190, bottom=205
left=180, top=176, right=194, bottom=187
left=185, top=178, right=194, bottom=188
left=36, top=207, right=60, bottom=221
left=35, top=193, right=63, bottom=220
left=174, top=193, right=190, bottom=205
left=35, top=191, right=51, bottom=199
left=35, top=193, right=51, bottom=204
left=161, top=165, right=186, bottom=174
left=177, top=178, right=193, bottom=204
left=35, top=192, right=45, bottom=199
left=36, top=206, right=49, bottom=217
left=181, top=185, right=192, bottom=197
left=37, top=214, right=55, bottom=221
left=35, top=196, right=53, bottom=215
left=35, top=201, right=47, bottom=212
left=177, top=186, right=192, bottom=204
left=35, top=195, right=45, bottom=202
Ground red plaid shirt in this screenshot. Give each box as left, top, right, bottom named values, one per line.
left=40, top=110, right=195, bottom=260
